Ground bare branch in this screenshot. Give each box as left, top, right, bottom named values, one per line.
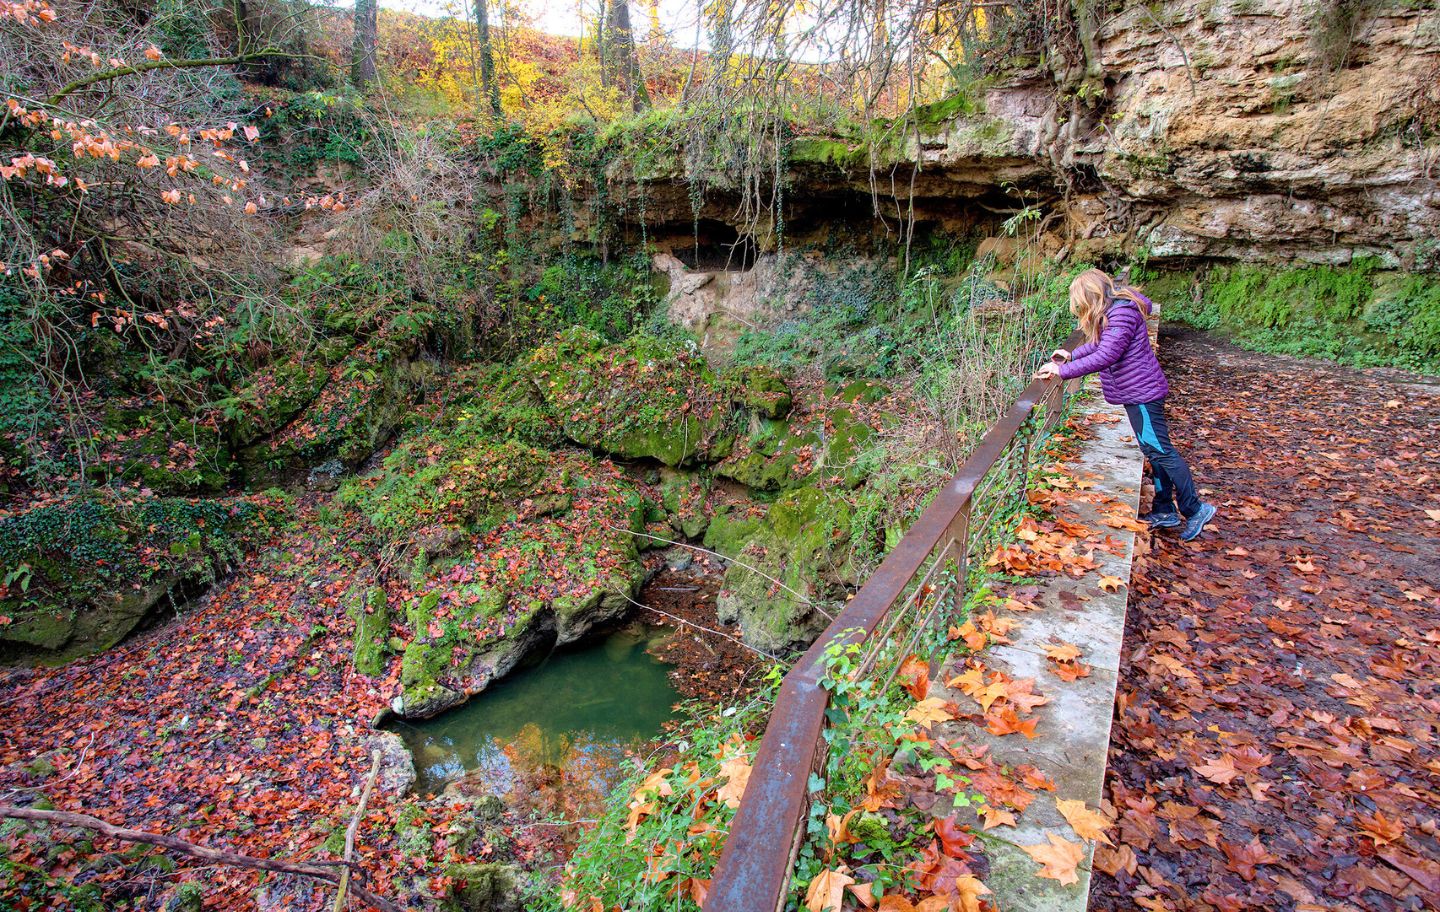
left=0, top=804, right=401, bottom=912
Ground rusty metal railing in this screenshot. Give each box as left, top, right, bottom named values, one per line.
left=704, top=328, right=1087, bottom=912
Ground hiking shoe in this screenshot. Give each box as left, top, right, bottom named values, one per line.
left=1140, top=510, right=1182, bottom=530
left=1180, top=503, right=1218, bottom=542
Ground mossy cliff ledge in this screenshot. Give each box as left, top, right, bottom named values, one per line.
left=624, top=0, right=1438, bottom=269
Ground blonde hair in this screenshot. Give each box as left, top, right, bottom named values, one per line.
left=1069, top=268, right=1148, bottom=343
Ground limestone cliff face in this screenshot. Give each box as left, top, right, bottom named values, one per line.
left=905, top=0, right=1440, bottom=264
left=1079, top=0, right=1440, bottom=265
left=634, top=0, right=1439, bottom=269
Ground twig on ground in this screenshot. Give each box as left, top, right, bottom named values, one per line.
left=333, top=749, right=383, bottom=912
left=0, top=804, right=401, bottom=912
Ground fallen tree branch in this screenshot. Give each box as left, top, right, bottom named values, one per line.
left=0, top=804, right=400, bottom=912
left=45, top=50, right=304, bottom=105
left=333, top=750, right=383, bottom=912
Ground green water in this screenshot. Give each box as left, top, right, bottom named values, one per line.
left=389, top=622, right=681, bottom=795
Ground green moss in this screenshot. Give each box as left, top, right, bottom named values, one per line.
left=88, top=408, right=233, bottom=494
left=400, top=640, right=457, bottom=716
left=442, top=363, right=563, bottom=446
left=527, top=327, right=739, bottom=466
left=441, top=862, right=521, bottom=912
left=823, top=409, right=876, bottom=488
left=724, top=366, right=793, bottom=419
left=1154, top=261, right=1440, bottom=373
left=702, top=505, right=765, bottom=558
left=716, top=485, right=856, bottom=652
left=715, top=418, right=820, bottom=491
left=836, top=379, right=890, bottom=404
left=914, top=90, right=983, bottom=128
left=788, top=138, right=874, bottom=169
left=658, top=468, right=710, bottom=539
left=349, top=586, right=392, bottom=677
left=0, top=493, right=283, bottom=664
left=393, top=802, right=433, bottom=857
left=226, top=359, right=330, bottom=448
left=337, top=429, right=546, bottom=545
left=237, top=338, right=435, bottom=485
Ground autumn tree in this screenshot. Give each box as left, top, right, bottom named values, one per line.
left=0, top=0, right=292, bottom=482
left=351, top=0, right=377, bottom=85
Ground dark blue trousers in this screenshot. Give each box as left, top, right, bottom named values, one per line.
left=1123, top=398, right=1203, bottom=518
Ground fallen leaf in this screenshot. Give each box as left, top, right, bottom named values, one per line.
left=1021, top=833, right=1084, bottom=885
left=1221, top=837, right=1278, bottom=881
left=1045, top=642, right=1082, bottom=662
left=898, top=653, right=930, bottom=701
left=1194, top=755, right=1240, bottom=785
left=1358, top=810, right=1405, bottom=846
left=716, top=755, right=751, bottom=808
left=805, top=867, right=855, bottom=912
left=1056, top=798, right=1114, bottom=845
left=847, top=882, right=876, bottom=908
left=950, top=875, right=992, bottom=912
left=905, top=697, right=955, bottom=729
left=1097, top=574, right=1126, bottom=592
left=978, top=803, right=1017, bottom=830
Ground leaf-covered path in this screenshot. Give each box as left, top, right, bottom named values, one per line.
left=1091, top=331, right=1440, bottom=911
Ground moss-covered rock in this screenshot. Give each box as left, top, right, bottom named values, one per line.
left=0, top=493, right=283, bottom=665
left=823, top=408, right=877, bottom=488
left=715, top=407, right=876, bottom=492
left=349, top=586, right=392, bottom=676
left=90, top=406, right=233, bottom=494
left=226, top=359, right=331, bottom=449
left=702, top=504, right=766, bottom=558
left=441, top=862, right=522, bottom=912
left=725, top=365, right=793, bottom=419
left=715, top=416, right=818, bottom=492
left=237, top=339, right=434, bottom=486
left=437, top=363, right=564, bottom=447
left=527, top=327, right=739, bottom=466
left=337, top=424, right=548, bottom=551
left=716, top=485, right=856, bottom=653
left=657, top=467, right=710, bottom=539
left=350, top=415, right=649, bottom=718
left=835, top=379, right=890, bottom=405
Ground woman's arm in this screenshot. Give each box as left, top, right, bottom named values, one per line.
left=1058, top=309, right=1138, bottom=379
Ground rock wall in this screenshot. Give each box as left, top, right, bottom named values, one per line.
left=629, top=0, right=1438, bottom=283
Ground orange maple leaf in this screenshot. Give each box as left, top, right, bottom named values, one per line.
left=1056, top=798, right=1114, bottom=845
left=1021, top=833, right=1085, bottom=885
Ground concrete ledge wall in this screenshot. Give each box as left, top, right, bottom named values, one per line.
left=933, top=391, right=1146, bottom=911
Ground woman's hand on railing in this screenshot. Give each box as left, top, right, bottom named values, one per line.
left=1034, top=361, right=1061, bottom=381
left=1052, top=348, right=1072, bottom=362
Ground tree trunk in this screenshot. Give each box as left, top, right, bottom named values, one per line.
left=351, top=0, right=378, bottom=87
left=475, top=0, right=502, bottom=118
left=704, top=0, right=734, bottom=95
left=601, top=0, right=650, bottom=111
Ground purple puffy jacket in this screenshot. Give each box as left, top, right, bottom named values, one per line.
left=1057, top=292, right=1169, bottom=405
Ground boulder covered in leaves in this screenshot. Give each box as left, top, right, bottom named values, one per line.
left=527, top=327, right=741, bottom=466
left=237, top=337, right=434, bottom=487
left=0, top=492, right=284, bottom=664
left=338, top=401, right=648, bottom=718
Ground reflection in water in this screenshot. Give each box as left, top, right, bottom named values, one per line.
left=389, top=622, right=681, bottom=799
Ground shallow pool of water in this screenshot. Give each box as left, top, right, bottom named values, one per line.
left=388, top=621, right=681, bottom=796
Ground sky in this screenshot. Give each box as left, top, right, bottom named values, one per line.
left=375, top=0, right=707, bottom=43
